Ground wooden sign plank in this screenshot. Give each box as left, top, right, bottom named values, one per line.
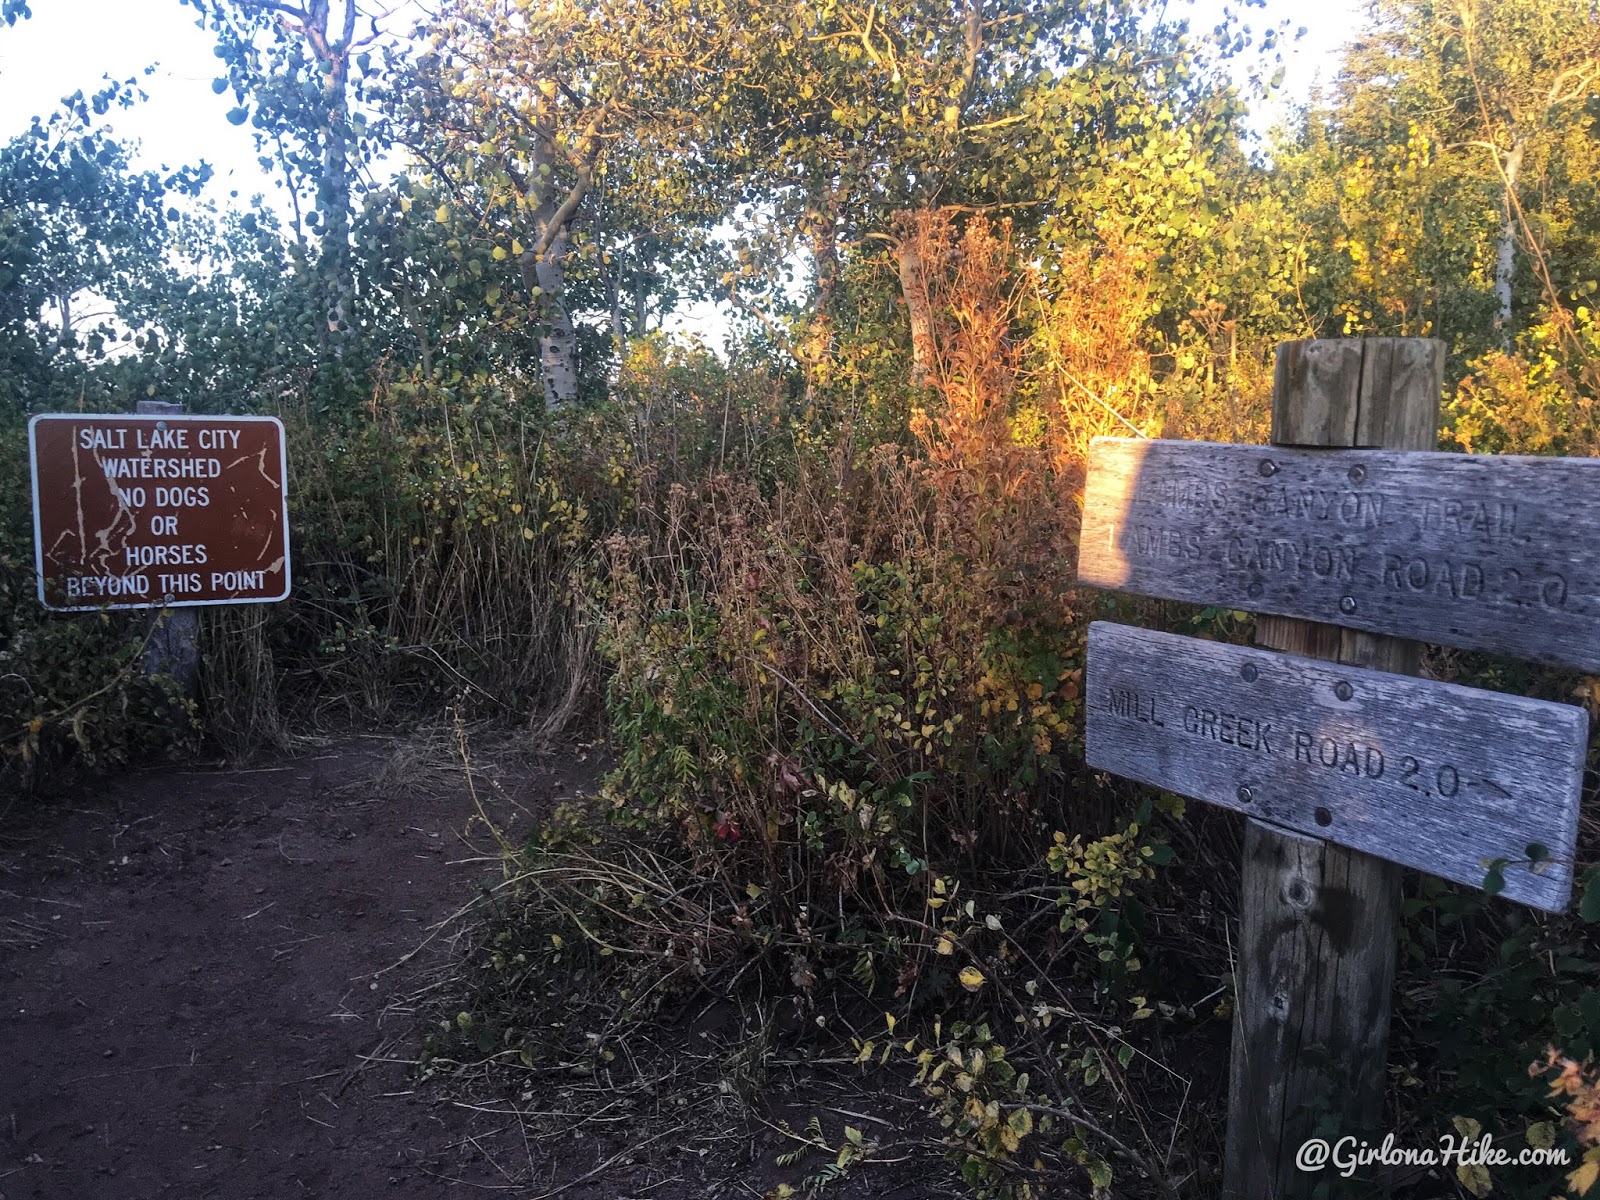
left=29, top=414, right=290, bottom=611
left=1084, top=621, right=1588, bottom=912
left=1079, top=436, right=1600, bottom=674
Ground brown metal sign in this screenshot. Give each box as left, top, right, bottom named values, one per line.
left=29, top=414, right=290, bottom=611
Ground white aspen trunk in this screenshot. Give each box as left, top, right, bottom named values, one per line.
left=1494, top=135, right=1525, bottom=345
left=535, top=217, right=579, bottom=409
left=608, top=271, right=625, bottom=356
left=305, top=0, right=358, bottom=361
left=894, top=237, right=936, bottom=390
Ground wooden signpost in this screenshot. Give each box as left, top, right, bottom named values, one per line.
left=1076, top=337, right=1594, bottom=1198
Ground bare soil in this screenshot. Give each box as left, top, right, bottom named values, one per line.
left=0, top=736, right=950, bottom=1200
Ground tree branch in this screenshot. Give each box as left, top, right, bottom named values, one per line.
left=239, top=0, right=309, bottom=18
left=524, top=100, right=613, bottom=260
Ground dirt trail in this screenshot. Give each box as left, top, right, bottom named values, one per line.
left=0, top=738, right=954, bottom=1200
left=0, top=735, right=590, bottom=1200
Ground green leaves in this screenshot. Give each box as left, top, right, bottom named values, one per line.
left=1580, top=867, right=1600, bottom=923
left=1483, top=858, right=1509, bottom=898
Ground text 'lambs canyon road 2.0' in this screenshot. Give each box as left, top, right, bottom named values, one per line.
left=1078, top=436, right=1600, bottom=672
left=29, top=414, right=290, bottom=610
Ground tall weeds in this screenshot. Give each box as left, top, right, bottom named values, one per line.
left=599, top=214, right=1144, bottom=947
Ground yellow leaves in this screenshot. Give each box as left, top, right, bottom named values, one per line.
left=1534, top=1047, right=1600, bottom=1148
left=958, top=966, right=986, bottom=992
left=1456, top=1161, right=1492, bottom=1198
left=1570, top=1148, right=1600, bottom=1197
left=492, top=245, right=508, bottom=261
left=936, top=937, right=955, bottom=955
left=435, top=204, right=450, bottom=224
left=1444, top=1118, right=1491, bottom=1197
left=995, top=1106, right=1034, bottom=1153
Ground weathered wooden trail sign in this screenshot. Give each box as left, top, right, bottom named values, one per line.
left=1075, top=337, right=1596, bottom=1200
left=1086, top=621, right=1587, bottom=911
left=1080, top=437, right=1600, bottom=672
left=29, top=413, right=290, bottom=611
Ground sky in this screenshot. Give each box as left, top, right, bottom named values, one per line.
left=0, top=0, right=1367, bottom=189
left=0, top=2, right=279, bottom=199
left=0, top=0, right=1368, bottom=340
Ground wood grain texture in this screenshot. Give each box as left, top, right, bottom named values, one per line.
left=1078, top=437, right=1600, bottom=673
left=1225, top=337, right=1444, bottom=1200
left=1271, top=338, right=1362, bottom=446
left=1240, top=619, right=1414, bottom=1197
left=1270, top=338, right=1443, bottom=449
left=1086, top=621, right=1586, bottom=911
left=1355, top=338, right=1445, bottom=450
left=1227, top=822, right=1403, bottom=1198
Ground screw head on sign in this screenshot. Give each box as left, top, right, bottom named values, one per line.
left=1334, top=681, right=1353, bottom=701
left=1339, top=596, right=1358, bottom=615
left=1314, top=807, right=1333, bottom=827
left=1247, top=581, right=1264, bottom=599
left=1348, top=464, right=1366, bottom=484
left=157, top=420, right=168, bottom=431
left=1241, top=663, right=1259, bottom=682
left=1237, top=786, right=1254, bottom=804
left=1258, top=459, right=1278, bottom=478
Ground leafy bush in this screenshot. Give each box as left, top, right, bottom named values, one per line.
left=0, top=415, right=200, bottom=791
